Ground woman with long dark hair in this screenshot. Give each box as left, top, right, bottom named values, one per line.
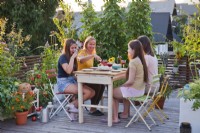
left=138, top=35, right=158, bottom=93
left=112, top=40, right=148, bottom=123
left=57, top=38, right=95, bottom=115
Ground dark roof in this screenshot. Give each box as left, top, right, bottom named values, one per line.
left=172, top=32, right=181, bottom=42
left=150, top=0, right=177, bottom=15
left=151, top=12, right=173, bottom=43
left=176, top=4, right=198, bottom=16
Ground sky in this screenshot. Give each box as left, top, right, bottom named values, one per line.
left=63, top=0, right=199, bottom=12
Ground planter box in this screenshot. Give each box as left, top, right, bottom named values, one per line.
left=179, top=98, right=200, bottom=133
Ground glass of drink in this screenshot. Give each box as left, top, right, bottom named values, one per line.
left=107, top=63, right=113, bottom=68
left=121, top=60, right=126, bottom=68
left=102, top=59, right=108, bottom=66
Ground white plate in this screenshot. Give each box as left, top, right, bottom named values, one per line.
left=111, top=69, right=121, bottom=72
left=97, top=66, right=111, bottom=71
left=90, top=67, right=98, bottom=69
left=82, top=69, right=93, bottom=72
left=120, top=68, right=127, bottom=71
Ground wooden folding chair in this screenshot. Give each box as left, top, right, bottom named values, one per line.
left=125, top=74, right=161, bottom=131
left=145, top=75, right=170, bottom=124
left=45, top=69, right=73, bottom=121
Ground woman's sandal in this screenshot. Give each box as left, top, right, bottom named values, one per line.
left=118, top=112, right=129, bottom=119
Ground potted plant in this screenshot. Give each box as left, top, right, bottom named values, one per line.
left=172, top=59, right=179, bottom=73
left=179, top=79, right=200, bottom=133
left=7, top=87, right=34, bottom=125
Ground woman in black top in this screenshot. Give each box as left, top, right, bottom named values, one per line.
left=57, top=38, right=95, bottom=113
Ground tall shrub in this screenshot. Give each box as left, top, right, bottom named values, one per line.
left=125, top=0, right=152, bottom=41
left=76, top=1, right=99, bottom=42
left=0, top=0, right=58, bottom=55
left=53, top=1, right=77, bottom=46
left=94, top=0, right=126, bottom=59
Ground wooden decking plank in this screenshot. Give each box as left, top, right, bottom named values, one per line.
left=0, top=91, right=180, bottom=133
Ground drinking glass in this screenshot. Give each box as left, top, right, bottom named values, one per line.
left=121, top=60, right=126, bottom=68
left=102, top=59, right=108, bottom=66
left=107, top=63, right=113, bottom=68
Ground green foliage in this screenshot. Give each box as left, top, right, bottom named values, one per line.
left=170, top=40, right=185, bottom=60
left=77, top=1, right=99, bottom=42
left=94, top=0, right=126, bottom=59
left=178, top=80, right=200, bottom=110
left=0, top=0, right=59, bottom=54
left=53, top=1, right=77, bottom=46
left=0, top=76, right=20, bottom=116
left=173, top=15, right=187, bottom=39
left=189, top=79, right=200, bottom=110
left=7, top=91, right=34, bottom=113
left=158, top=64, right=166, bottom=75
left=25, top=46, right=59, bottom=107
left=125, top=0, right=152, bottom=41
left=0, top=18, right=31, bottom=57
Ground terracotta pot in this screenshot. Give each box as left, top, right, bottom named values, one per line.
left=155, top=97, right=166, bottom=109
left=15, top=111, right=28, bottom=125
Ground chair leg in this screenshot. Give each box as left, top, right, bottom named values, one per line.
left=126, top=101, right=152, bottom=131
left=156, top=103, right=169, bottom=119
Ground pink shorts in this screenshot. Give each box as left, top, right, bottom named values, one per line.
left=120, top=87, right=145, bottom=98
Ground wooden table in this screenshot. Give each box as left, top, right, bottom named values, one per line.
left=74, top=70, right=126, bottom=127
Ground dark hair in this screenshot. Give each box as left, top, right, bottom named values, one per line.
left=126, top=40, right=148, bottom=83
left=63, top=38, right=77, bottom=70
left=137, top=35, right=155, bottom=57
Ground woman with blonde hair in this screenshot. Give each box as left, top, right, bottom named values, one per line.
left=77, top=36, right=105, bottom=116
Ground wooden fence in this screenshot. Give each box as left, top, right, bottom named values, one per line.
left=159, top=55, right=200, bottom=87
left=15, top=55, right=42, bottom=81
left=15, top=55, right=199, bottom=87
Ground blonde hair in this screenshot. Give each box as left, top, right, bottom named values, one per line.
left=83, top=36, right=96, bottom=54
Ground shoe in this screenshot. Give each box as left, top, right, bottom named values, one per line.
left=100, top=118, right=121, bottom=124
left=118, top=112, right=128, bottom=119
left=89, top=110, right=104, bottom=116
left=69, top=112, right=78, bottom=121
left=66, top=103, right=78, bottom=113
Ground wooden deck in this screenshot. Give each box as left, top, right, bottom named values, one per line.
left=0, top=90, right=180, bottom=133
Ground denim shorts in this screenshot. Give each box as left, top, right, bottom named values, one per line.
left=57, top=76, right=77, bottom=93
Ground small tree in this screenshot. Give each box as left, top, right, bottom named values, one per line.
left=53, top=1, right=77, bottom=46
left=125, top=0, right=152, bottom=41
left=76, top=1, right=99, bottom=42
left=94, top=0, right=126, bottom=59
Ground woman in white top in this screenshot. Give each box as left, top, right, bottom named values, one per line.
left=138, top=35, right=158, bottom=93
left=118, top=36, right=158, bottom=119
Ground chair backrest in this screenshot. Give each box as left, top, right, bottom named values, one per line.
left=159, top=75, right=170, bottom=97
left=149, top=74, right=162, bottom=99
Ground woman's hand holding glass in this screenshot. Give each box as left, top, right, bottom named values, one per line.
left=71, top=50, right=78, bottom=59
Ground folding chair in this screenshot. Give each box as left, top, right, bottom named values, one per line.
left=125, top=74, right=161, bottom=131
left=45, top=69, right=73, bottom=121
left=145, top=75, right=170, bottom=124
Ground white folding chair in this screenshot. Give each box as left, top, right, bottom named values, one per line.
left=45, top=69, right=73, bottom=121
left=125, top=74, right=161, bottom=131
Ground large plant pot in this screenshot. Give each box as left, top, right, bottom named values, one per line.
left=179, top=98, right=200, bottom=133
left=15, top=111, right=28, bottom=125
left=155, top=96, right=166, bottom=109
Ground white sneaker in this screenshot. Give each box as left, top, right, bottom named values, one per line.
left=69, top=112, right=78, bottom=121
left=66, top=103, right=78, bottom=113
